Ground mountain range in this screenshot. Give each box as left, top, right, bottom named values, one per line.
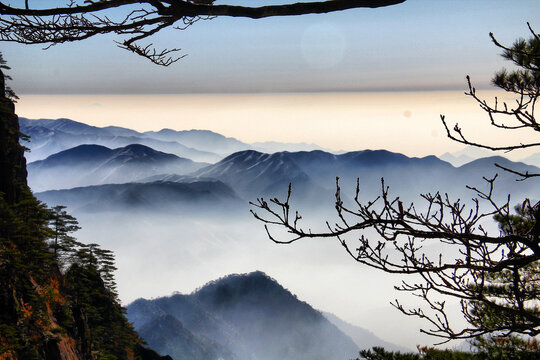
left=20, top=117, right=337, bottom=164
left=28, top=143, right=207, bottom=192
left=25, top=118, right=540, bottom=213
left=20, top=117, right=223, bottom=163
left=18, top=117, right=540, bottom=356
left=34, top=147, right=539, bottom=214
left=36, top=179, right=241, bottom=213
left=192, top=149, right=538, bottom=205
left=126, top=271, right=392, bottom=360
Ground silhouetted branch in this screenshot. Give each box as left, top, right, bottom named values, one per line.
left=251, top=24, right=540, bottom=343
left=251, top=177, right=540, bottom=340
left=440, top=24, right=540, bottom=183
left=494, top=163, right=540, bottom=181
left=0, top=0, right=405, bottom=65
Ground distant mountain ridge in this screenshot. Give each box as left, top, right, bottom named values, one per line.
left=127, top=271, right=365, bottom=360
left=188, top=149, right=539, bottom=205
left=31, top=147, right=540, bottom=213
left=439, top=147, right=496, bottom=167
left=20, top=117, right=222, bottom=163
left=193, top=150, right=322, bottom=198
left=27, top=143, right=207, bottom=192
left=23, top=117, right=540, bottom=168
left=35, top=179, right=241, bottom=213
left=23, top=117, right=540, bottom=213
left=144, top=128, right=250, bottom=156
left=20, top=117, right=342, bottom=163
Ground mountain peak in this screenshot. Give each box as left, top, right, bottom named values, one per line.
left=192, top=270, right=301, bottom=311
left=115, top=143, right=177, bottom=158
left=128, top=272, right=360, bottom=360
left=35, top=144, right=113, bottom=165
left=20, top=117, right=107, bottom=135
left=193, top=270, right=280, bottom=296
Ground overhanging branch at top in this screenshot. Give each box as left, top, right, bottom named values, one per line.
left=0, top=0, right=406, bottom=65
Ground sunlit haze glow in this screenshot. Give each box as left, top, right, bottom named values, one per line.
left=16, top=90, right=535, bottom=159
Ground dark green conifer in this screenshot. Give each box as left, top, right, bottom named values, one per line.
left=48, top=205, right=82, bottom=264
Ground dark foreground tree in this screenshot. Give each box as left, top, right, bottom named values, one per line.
left=252, top=26, right=540, bottom=343
left=0, top=0, right=405, bottom=65
left=0, top=52, right=17, bottom=101
left=48, top=205, right=82, bottom=263
left=356, top=344, right=539, bottom=360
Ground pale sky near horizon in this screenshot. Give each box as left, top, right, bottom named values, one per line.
left=14, top=90, right=540, bottom=160
left=3, top=1, right=540, bottom=156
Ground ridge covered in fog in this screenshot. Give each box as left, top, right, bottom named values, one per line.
left=28, top=143, right=208, bottom=191
left=127, top=271, right=380, bottom=360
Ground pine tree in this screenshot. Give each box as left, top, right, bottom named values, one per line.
left=1, top=51, right=167, bottom=359
left=48, top=205, right=82, bottom=265
left=0, top=52, right=18, bottom=101
left=466, top=205, right=540, bottom=358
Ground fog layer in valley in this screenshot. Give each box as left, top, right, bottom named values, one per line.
left=26, top=117, right=539, bottom=350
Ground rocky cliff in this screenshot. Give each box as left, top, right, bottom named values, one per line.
left=0, top=62, right=170, bottom=360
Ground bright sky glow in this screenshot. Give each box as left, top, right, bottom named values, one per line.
left=15, top=90, right=537, bottom=159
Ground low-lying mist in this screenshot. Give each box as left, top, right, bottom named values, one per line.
left=27, top=134, right=538, bottom=350
left=64, top=195, right=478, bottom=350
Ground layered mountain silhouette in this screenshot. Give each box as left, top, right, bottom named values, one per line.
left=144, top=128, right=250, bottom=156
left=35, top=180, right=241, bottom=213
left=20, top=117, right=221, bottom=163
left=18, top=118, right=540, bottom=358
left=438, top=147, right=495, bottom=167
left=126, top=271, right=362, bottom=360
left=23, top=118, right=540, bottom=214
left=20, top=117, right=344, bottom=163
left=27, top=143, right=207, bottom=191
left=193, top=150, right=325, bottom=199
left=189, top=149, right=538, bottom=205
left=31, top=147, right=540, bottom=213
left=251, top=140, right=331, bottom=154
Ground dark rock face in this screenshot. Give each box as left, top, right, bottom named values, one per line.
left=0, top=95, right=27, bottom=204
left=136, top=344, right=174, bottom=360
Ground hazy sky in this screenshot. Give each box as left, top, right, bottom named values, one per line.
left=3, top=0, right=540, bottom=94
left=16, top=90, right=539, bottom=159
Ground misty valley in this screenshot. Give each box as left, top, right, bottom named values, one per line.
left=20, top=117, right=540, bottom=358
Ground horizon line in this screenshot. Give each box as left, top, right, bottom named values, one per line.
left=15, top=86, right=497, bottom=97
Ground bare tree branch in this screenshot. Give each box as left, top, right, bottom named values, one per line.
left=251, top=178, right=540, bottom=339
left=440, top=25, right=540, bottom=161
left=0, top=0, right=406, bottom=65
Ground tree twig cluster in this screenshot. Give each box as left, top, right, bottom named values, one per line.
left=441, top=23, right=540, bottom=180
left=251, top=177, right=540, bottom=342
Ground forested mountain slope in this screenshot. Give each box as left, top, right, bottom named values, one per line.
left=1, top=74, right=169, bottom=360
